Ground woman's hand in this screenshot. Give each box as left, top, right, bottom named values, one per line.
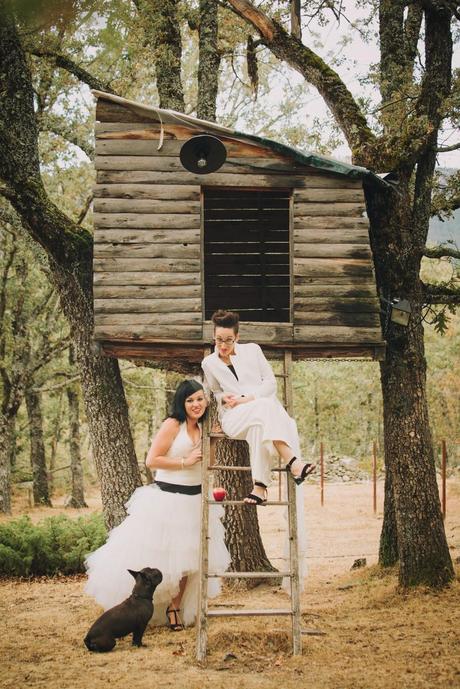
left=184, top=447, right=202, bottom=466
left=223, top=395, right=253, bottom=408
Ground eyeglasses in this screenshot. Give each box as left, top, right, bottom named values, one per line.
left=214, top=337, right=236, bottom=346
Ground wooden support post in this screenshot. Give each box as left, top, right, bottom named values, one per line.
left=283, top=351, right=302, bottom=656
left=320, top=442, right=324, bottom=506
left=373, top=441, right=377, bottom=514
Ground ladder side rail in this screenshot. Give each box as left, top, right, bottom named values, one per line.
left=284, top=350, right=302, bottom=655
left=197, top=348, right=212, bottom=662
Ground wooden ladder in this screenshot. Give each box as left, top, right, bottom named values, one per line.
left=196, top=349, right=302, bottom=661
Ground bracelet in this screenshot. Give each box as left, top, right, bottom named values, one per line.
left=181, top=457, right=185, bottom=469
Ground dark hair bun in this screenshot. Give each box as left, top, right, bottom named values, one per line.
left=211, top=310, right=239, bottom=332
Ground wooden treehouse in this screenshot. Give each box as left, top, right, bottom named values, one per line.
left=92, top=91, right=386, bottom=364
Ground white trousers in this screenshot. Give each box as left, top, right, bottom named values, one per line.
left=220, top=396, right=301, bottom=486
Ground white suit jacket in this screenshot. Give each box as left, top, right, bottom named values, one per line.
left=201, top=342, right=277, bottom=407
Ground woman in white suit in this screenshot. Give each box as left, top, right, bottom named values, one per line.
left=201, top=310, right=315, bottom=504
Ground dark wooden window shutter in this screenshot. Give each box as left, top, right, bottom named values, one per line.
left=204, top=189, right=290, bottom=322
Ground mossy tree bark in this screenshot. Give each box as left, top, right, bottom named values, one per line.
left=226, top=0, right=455, bottom=587
left=197, top=0, right=221, bottom=122
left=0, top=4, right=141, bottom=528
left=25, top=389, right=52, bottom=507
left=66, top=345, right=87, bottom=509
left=134, top=0, right=185, bottom=111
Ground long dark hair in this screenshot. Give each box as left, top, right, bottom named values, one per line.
left=169, top=379, right=206, bottom=422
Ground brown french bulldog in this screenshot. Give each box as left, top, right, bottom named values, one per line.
left=84, top=567, right=163, bottom=652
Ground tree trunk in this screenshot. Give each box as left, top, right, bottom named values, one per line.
left=366, top=182, right=454, bottom=586
left=215, top=438, right=279, bottom=588
left=135, top=0, right=185, bottom=111
left=66, top=345, right=87, bottom=508
left=378, top=467, right=398, bottom=567
left=48, top=391, right=64, bottom=496
left=25, top=389, right=51, bottom=506
left=0, top=412, right=15, bottom=513
left=52, top=267, right=142, bottom=527
left=197, top=0, right=220, bottom=121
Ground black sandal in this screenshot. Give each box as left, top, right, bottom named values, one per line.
left=286, top=457, right=316, bottom=485
left=244, top=481, right=268, bottom=506
left=166, top=605, right=184, bottom=631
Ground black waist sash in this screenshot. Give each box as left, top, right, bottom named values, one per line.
left=155, top=480, right=201, bottom=495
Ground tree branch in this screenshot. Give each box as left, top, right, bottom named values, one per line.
left=437, top=142, right=460, bottom=153
left=422, top=282, right=460, bottom=304
left=38, top=112, right=95, bottom=159
left=0, top=8, right=92, bottom=273
left=423, top=244, right=460, bottom=259
left=29, top=49, right=117, bottom=94
left=224, top=0, right=377, bottom=164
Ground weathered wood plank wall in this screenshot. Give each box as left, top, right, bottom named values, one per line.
left=93, top=96, right=383, bottom=351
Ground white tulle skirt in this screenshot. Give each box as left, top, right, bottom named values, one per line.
left=84, top=484, right=230, bottom=627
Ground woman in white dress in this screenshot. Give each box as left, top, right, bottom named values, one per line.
left=85, top=380, right=230, bottom=630
left=202, top=310, right=315, bottom=505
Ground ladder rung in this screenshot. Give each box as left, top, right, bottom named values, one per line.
left=208, top=499, right=288, bottom=505
left=207, top=571, right=292, bottom=578
left=207, top=465, right=285, bottom=472
left=207, top=608, right=293, bottom=617
left=208, top=432, right=227, bottom=438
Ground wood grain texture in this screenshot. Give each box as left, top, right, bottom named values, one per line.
left=95, top=123, right=193, bottom=139
left=294, top=311, right=380, bottom=327
left=293, top=282, right=377, bottom=298
left=94, top=271, right=200, bottom=286
left=93, top=213, right=200, bottom=229
left=94, top=324, right=203, bottom=339
left=293, top=325, right=384, bottom=343
left=94, top=243, right=200, bottom=259
left=94, top=285, right=200, bottom=299
left=294, top=189, right=363, bottom=203
left=94, top=229, right=200, bottom=244
left=96, top=127, right=288, bottom=160
left=96, top=170, right=360, bottom=188
left=94, top=297, right=200, bottom=313
left=93, top=198, right=201, bottom=213
left=293, top=229, right=369, bottom=244
left=294, top=244, right=372, bottom=259
left=294, top=258, right=374, bottom=277
left=293, top=216, right=369, bottom=229
left=94, top=184, right=200, bottom=200
left=293, top=297, right=380, bottom=312
left=294, top=203, right=366, bottom=218
left=95, top=313, right=201, bottom=325
left=94, top=155, right=299, bottom=173
left=94, top=258, right=200, bottom=272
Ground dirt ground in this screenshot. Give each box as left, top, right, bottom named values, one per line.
left=1, top=479, right=459, bottom=689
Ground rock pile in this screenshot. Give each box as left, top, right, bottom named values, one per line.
left=308, top=454, right=374, bottom=483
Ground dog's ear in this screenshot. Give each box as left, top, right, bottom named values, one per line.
left=128, top=569, right=139, bottom=579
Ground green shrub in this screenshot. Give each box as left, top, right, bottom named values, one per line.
left=0, top=513, right=107, bottom=577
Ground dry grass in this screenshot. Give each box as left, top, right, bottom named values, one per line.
left=1, top=479, right=459, bottom=689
